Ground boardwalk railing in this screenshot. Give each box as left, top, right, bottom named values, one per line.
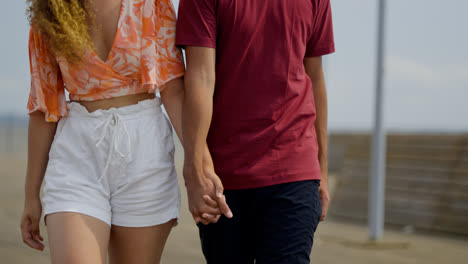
left=328, top=133, right=468, bottom=236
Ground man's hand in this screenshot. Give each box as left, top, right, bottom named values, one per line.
left=184, top=163, right=233, bottom=225
left=318, top=179, right=330, bottom=221
left=184, top=165, right=220, bottom=225
left=202, top=163, right=233, bottom=220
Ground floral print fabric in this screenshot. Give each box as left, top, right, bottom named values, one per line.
left=28, top=0, right=185, bottom=122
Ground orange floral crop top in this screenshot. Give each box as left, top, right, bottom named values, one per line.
left=27, top=0, right=185, bottom=122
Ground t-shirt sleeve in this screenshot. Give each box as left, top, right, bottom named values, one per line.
left=175, top=0, right=217, bottom=48
left=305, top=0, right=335, bottom=57
left=27, top=28, right=67, bottom=122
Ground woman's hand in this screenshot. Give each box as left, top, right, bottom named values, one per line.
left=20, top=197, right=44, bottom=251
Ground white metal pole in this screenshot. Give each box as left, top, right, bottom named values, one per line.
left=369, top=0, right=387, bottom=241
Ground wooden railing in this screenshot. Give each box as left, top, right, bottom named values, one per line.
left=328, top=133, right=468, bottom=235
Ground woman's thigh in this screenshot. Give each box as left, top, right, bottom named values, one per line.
left=46, top=212, right=110, bottom=264
left=109, top=219, right=176, bottom=264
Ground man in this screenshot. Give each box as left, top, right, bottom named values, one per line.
left=176, top=0, right=335, bottom=263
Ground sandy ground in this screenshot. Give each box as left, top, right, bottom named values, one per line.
left=1, top=144, right=468, bottom=263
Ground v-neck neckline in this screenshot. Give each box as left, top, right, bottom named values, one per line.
left=93, top=0, right=125, bottom=65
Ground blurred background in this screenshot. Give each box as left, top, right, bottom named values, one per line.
left=1, top=0, right=467, bottom=263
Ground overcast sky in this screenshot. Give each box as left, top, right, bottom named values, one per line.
left=1, top=0, right=467, bottom=132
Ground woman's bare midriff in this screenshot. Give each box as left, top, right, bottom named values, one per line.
left=74, top=92, right=156, bottom=113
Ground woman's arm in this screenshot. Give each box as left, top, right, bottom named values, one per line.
left=21, top=111, right=57, bottom=251
left=160, top=77, right=185, bottom=142
left=161, top=78, right=213, bottom=167
left=304, top=56, right=330, bottom=222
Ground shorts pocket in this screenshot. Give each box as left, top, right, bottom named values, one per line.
left=48, top=118, right=68, bottom=159
left=160, top=114, right=176, bottom=160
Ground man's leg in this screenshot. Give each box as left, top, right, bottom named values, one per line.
left=254, top=180, right=322, bottom=264
left=198, top=189, right=255, bottom=264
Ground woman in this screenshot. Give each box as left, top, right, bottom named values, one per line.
left=18, top=0, right=208, bottom=263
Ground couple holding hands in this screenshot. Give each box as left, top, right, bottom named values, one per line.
left=20, top=0, right=335, bottom=263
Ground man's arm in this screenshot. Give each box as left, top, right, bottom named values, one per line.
left=304, top=56, right=330, bottom=221
left=183, top=47, right=216, bottom=173
left=183, top=46, right=233, bottom=224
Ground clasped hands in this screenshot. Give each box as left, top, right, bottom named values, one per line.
left=184, top=150, right=233, bottom=225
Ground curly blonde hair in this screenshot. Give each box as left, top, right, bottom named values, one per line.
left=27, top=0, right=94, bottom=63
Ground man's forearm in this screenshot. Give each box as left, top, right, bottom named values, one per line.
left=160, top=77, right=215, bottom=167
left=182, top=47, right=216, bottom=182
left=304, top=57, right=329, bottom=183
left=182, top=76, right=215, bottom=180
left=309, top=60, right=332, bottom=222
left=313, top=75, right=329, bottom=183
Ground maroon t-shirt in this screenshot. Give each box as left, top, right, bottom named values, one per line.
left=176, top=0, right=335, bottom=189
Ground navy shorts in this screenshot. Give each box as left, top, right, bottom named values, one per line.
left=198, top=180, right=322, bottom=264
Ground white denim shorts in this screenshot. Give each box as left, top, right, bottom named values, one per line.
left=42, top=97, right=180, bottom=227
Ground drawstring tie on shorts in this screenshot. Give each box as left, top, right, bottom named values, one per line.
left=95, top=112, right=131, bottom=182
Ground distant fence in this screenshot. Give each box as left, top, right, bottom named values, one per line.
left=328, top=133, right=468, bottom=236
